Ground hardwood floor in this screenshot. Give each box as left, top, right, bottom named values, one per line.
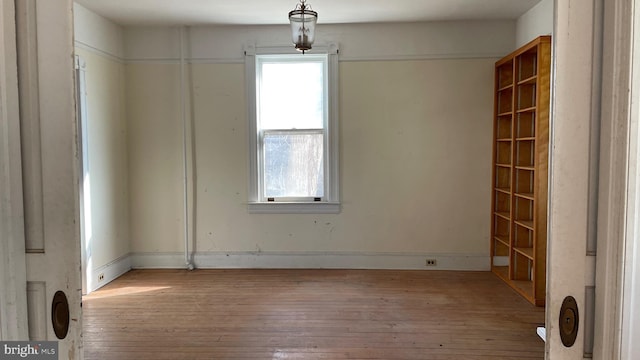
left=83, top=269, right=545, bottom=359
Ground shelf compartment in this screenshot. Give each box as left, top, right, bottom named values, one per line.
left=494, top=164, right=511, bottom=189
left=514, top=247, right=534, bottom=260
left=511, top=279, right=534, bottom=299
left=494, top=237, right=509, bottom=257
left=493, top=265, right=509, bottom=281
left=492, top=266, right=534, bottom=304
left=494, top=235, right=510, bottom=248
left=497, top=61, right=514, bottom=89
left=498, top=89, right=513, bottom=115
left=495, top=211, right=510, bottom=221
left=494, top=215, right=510, bottom=239
left=494, top=191, right=510, bottom=213
left=517, top=83, right=537, bottom=110
left=517, top=112, right=536, bottom=138
left=515, top=219, right=534, bottom=230
left=514, top=196, right=533, bottom=223
left=516, top=139, right=534, bottom=168
left=513, top=251, right=533, bottom=281
left=517, top=49, right=538, bottom=81
left=496, top=141, right=512, bottom=166
left=515, top=168, right=534, bottom=194
left=514, top=222, right=533, bottom=249
left=496, top=115, right=512, bottom=140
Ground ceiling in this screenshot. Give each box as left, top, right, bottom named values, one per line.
left=74, top=0, right=543, bottom=26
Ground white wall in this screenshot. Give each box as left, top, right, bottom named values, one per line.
left=124, top=21, right=515, bottom=62
left=125, top=22, right=512, bottom=269
left=515, top=0, right=553, bottom=48
left=74, top=3, right=124, bottom=59
left=74, top=3, right=130, bottom=290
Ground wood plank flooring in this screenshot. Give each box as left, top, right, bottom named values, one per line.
left=83, top=269, right=545, bottom=359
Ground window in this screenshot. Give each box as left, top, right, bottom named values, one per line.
left=245, top=45, right=339, bottom=213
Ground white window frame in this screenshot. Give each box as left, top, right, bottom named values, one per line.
left=245, top=44, right=339, bottom=214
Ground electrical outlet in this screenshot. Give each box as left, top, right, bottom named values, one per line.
left=425, top=259, right=437, bottom=266
left=98, top=273, right=105, bottom=282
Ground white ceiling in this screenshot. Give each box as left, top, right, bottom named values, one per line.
left=74, top=0, right=542, bottom=26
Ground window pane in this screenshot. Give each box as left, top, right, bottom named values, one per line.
left=259, top=62, right=324, bottom=130
left=264, top=133, right=324, bottom=198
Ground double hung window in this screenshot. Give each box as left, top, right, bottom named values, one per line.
left=246, top=46, right=339, bottom=213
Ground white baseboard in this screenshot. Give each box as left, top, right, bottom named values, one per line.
left=131, top=251, right=490, bottom=271
left=493, top=256, right=509, bottom=267
left=90, top=253, right=131, bottom=292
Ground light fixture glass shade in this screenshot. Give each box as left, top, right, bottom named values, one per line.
left=288, top=1, right=317, bottom=53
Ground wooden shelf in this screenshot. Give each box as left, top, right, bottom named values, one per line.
left=515, top=219, right=534, bottom=230
left=511, top=279, right=535, bottom=301
left=517, top=107, right=536, bottom=113
left=515, top=165, right=535, bottom=171
left=490, top=36, right=550, bottom=307
left=492, top=266, right=536, bottom=305
left=514, top=247, right=534, bottom=260
left=492, top=265, right=509, bottom=281
left=494, top=235, right=510, bottom=247
left=518, top=75, right=537, bottom=85
left=515, top=192, right=534, bottom=200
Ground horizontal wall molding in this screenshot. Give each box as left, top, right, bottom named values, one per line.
left=131, top=251, right=490, bottom=271
left=337, top=52, right=504, bottom=62
left=124, top=57, right=243, bottom=65
left=90, top=253, right=131, bottom=293
left=75, top=40, right=125, bottom=64
left=122, top=52, right=503, bottom=65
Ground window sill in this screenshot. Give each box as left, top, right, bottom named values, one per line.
left=248, top=202, right=341, bottom=214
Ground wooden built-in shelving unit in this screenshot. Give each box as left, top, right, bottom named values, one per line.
left=490, top=36, right=551, bottom=307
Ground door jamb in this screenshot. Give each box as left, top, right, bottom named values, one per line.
left=594, top=0, right=634, bottom=358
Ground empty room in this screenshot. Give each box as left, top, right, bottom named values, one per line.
left=2, top=0, right=640, bottom=359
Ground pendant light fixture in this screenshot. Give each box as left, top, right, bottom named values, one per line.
left=288, top=0, right=317, bottom=53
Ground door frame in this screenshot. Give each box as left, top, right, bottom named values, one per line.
left=0, top=0, right=28, bottom=341
left=594, top=0, right=637, bottom=358
left=620, top=0, right=640, bottom=357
